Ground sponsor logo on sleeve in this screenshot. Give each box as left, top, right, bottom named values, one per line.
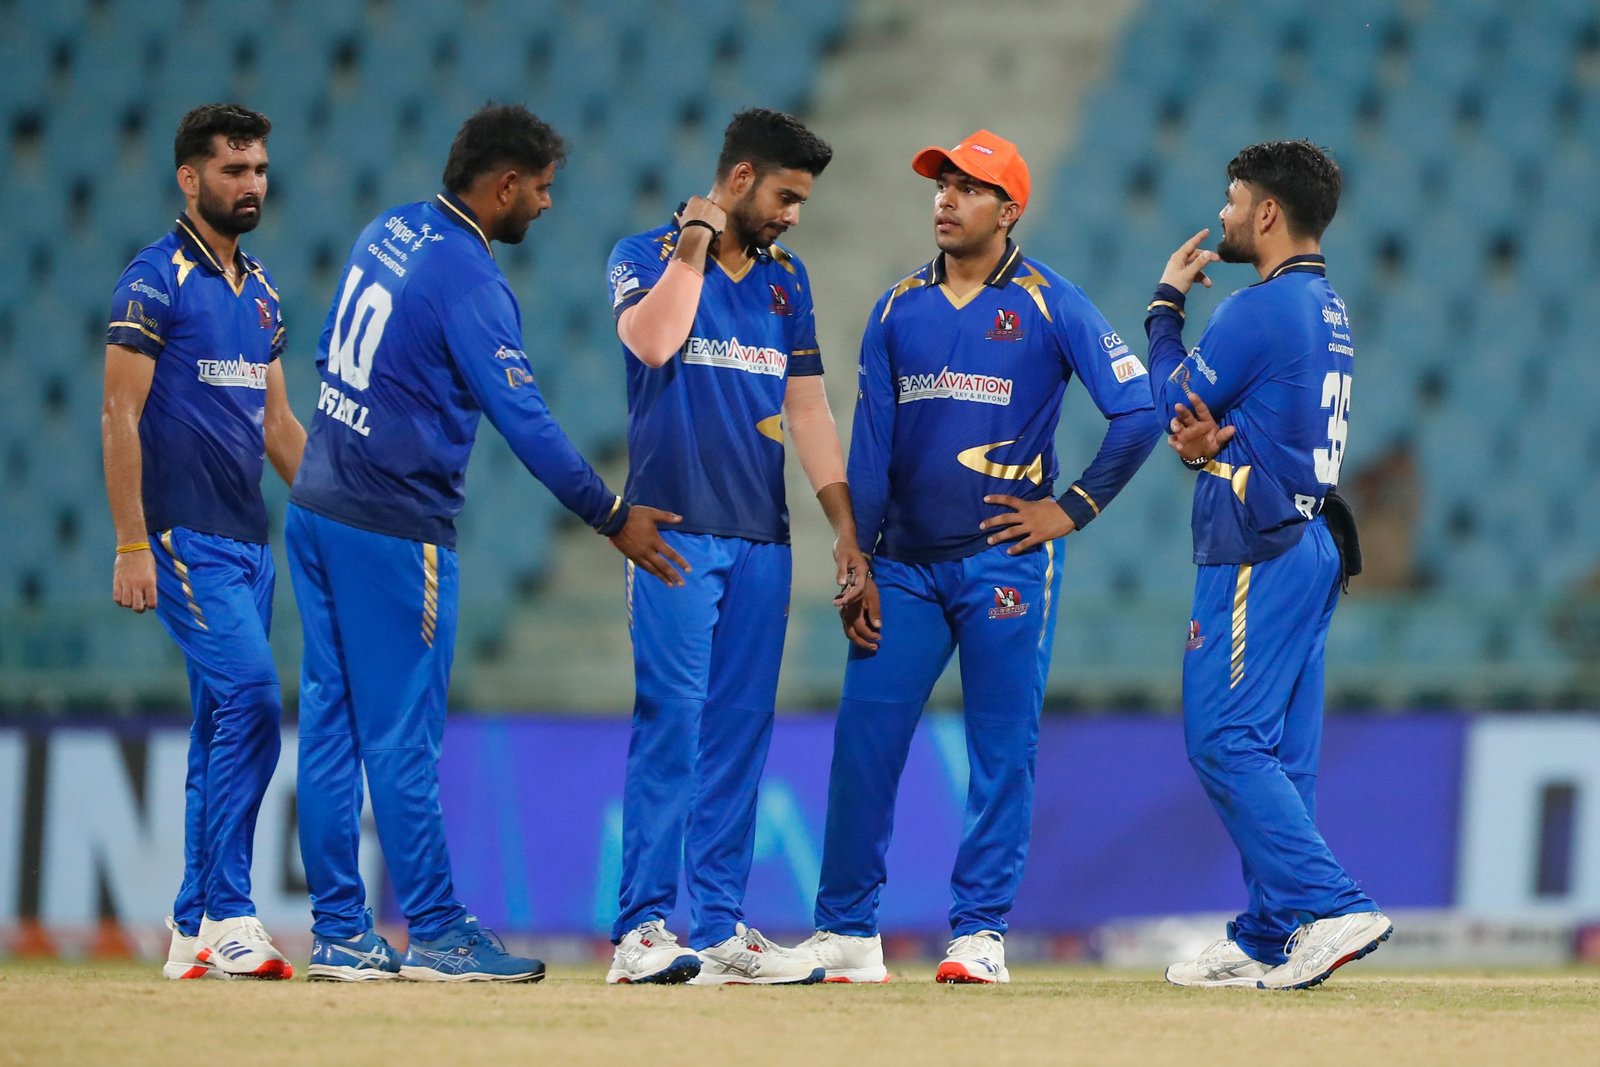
left=1189, top=346, right=1218, bottom=385
left=494, top=345, right=528, bottom=362
left=989, top=586, right=1029, bottom=620
left=130, top=279, right=170, bottom=306
left=504, top=366, right=535, bottom=389
left=1111, top=353, right=1148, bottom=382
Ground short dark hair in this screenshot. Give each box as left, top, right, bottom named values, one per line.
left=1226, top=140, right=1342, bottom=239
left=442, top=104, right=568, bottom=193
left=174, top=103, right=271, bottom=168
left=715, top=108, right=832, bottom=180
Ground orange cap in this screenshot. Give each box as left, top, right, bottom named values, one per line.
left=911, top=129, right=1031, bottom=215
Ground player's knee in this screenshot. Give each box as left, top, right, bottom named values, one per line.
left=222, top=677, right=283, bottom=728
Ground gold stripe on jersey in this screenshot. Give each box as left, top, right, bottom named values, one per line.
left=957, top=440, right=1044, bottom=485
left=880, top=274, right=927, bottom=321
left=755, top=413, right=784, bottom=443
left=109, top=320, right=164, bottom=345
left=1203, top=459, right=1251, bottom=503
left=171, top=248, right=197, bottom=287
left=1009, top=262, right=1053, bottom=322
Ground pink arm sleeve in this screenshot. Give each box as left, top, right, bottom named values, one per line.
left=784, top=374, right=847, bottom=491
left=616, top=258, right=704, bottom=367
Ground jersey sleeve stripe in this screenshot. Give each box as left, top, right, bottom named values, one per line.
left=109, top=320, right=165, bottom=345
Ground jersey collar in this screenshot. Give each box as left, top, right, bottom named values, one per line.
left=1264, top=253, right=1327, bottom=281
left=173, top=214, right=254, bottom=293
left=926, top=238, right=1024, bottom=288
left=435, top=191, right=493, bottom=256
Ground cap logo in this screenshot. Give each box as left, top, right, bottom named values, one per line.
left=969, top=144, right=995, bottom=155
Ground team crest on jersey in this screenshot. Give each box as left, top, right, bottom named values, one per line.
left=769, top=283, right=793, bottom=316
left=255, top=298, right=272, bottom=329
left=989, top=586, right=1029, bottom=620
left=986, top=308, right=1023, bottom=342
left=1186, top=620, right=1205, bottom=650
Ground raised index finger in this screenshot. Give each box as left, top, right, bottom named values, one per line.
left=1176, top=228, right=1211, bottom=257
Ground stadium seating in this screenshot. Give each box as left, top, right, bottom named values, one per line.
left=1, top=0, right=1593, bottom=710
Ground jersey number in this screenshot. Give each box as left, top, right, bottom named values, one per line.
left=1312, top=371, right=1352, bottom=486
left=328, top=266, right=393, bottom=391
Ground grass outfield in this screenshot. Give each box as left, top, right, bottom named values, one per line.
left=3, top=962, right=1596, bottom=1066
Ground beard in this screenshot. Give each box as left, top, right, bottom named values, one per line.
left=1216, top=225, right=1253, bottom=264
left=196, top=184, right=262, bottom=235
left=728, top=191, right=783, bottom=250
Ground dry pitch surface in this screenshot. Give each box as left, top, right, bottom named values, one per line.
left=3, top=962, right=1596, bottom=1066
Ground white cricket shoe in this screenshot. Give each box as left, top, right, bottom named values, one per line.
left=796, top=930, right=889, bottom=983
left=199, top=914, right=293, bottom=979
left=1165, top=937, right=1272, bottom=987
left=1257, top=911, right=1393, bottom=990
left=936, top=930, right=1009, bottom=984
left=606, top=919, right=701, bottom=984
left=688, top=923, right=824, bottom=985
left=162, top=916, right=229, bottom=980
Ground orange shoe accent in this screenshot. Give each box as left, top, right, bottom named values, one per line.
left=823, top=974, right=892, bottom=984
left=177, top=964, right=211, bottom=980
left=245, top=959, right=294, bottom=980
left=935, top=962, right=994, bottom=984
left=13, top=920, right=59, bottom=959
left=91, top=919, right=139, bottom=959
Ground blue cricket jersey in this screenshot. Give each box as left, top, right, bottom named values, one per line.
left=607, top=216, right=823, bottom=544
left=107, top=214, right=285, bottom=544
left=290, top=192, right=625, bottom=548
left=1145, top=254, right=1355, bottom=565
left=850, top=241, right=1160, bottom=564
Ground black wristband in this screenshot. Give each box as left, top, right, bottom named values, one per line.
left=1181, top=455, right=1209, bottom=471
left=679, top=219, right=720, bottom=239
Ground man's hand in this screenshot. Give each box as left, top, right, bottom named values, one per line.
left=609, top=505, right=691, bottom=587
left=1159, top=228, right=1221, bottom=295
left=840, top=574, right=882, bottom=651
left=832, top=542, right=871, bottom=607
left=113, top=549, right=157, bottom=613
left=676, top=195, right=727, bottom=257
left=1169, top=388, right=1235, bottom=463
left=980, top=495, right=1077, bottom=555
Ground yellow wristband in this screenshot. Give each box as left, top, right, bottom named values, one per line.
left=116, top=541, right=151, bottom=554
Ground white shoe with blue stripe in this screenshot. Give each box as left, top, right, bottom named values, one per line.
left=199, top=914, right=293, bottom=979
left=936, top=930, right=1009, bottom=984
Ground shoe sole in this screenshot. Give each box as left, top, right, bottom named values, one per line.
left=823, top=972, right=891, bottom=984
left=214, top=959, right=294, bottom=980
left=397, top=966, right=545, bottom=983
left=607, top=954, right=702, bottom=985
left=1163, top=967, right=1265, bottom=988
left=935, top=962, right=1009, bottom=984
left=1258, top=921, right=1394, bottom=991
left=162, top=962, right=231, bottom=980
left=687, top=966, right=825, bottom=986
left=306, top=965, right=399, bottom=982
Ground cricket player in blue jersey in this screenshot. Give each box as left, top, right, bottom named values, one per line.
left=287, top=105, right=683, bottom=983
left=1146, top=141, right=1390, bottom=991
left=103, top=104, right=305, bottom=980
left=800, top=131, right=1161, bottom=984
left=604, top=109, right=865, bottom=986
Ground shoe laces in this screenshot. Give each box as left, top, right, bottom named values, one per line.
left=637, top=920, right=680, bottom=946
left=946, top=931, right=999, bottom=959
left=739, top=925, right=775, bottom=952
left=234, top=916, right=273, bottom=944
